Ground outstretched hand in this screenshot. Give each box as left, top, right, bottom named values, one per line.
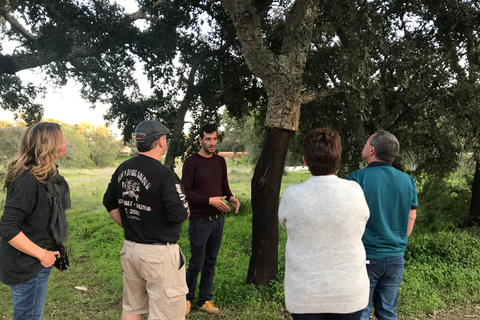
left=230, top=197, right=240, bottom=214
left=209, top=196, right=230, bottom=213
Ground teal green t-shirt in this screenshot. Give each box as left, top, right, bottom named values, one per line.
left=347, top=162, right=418, bottom=259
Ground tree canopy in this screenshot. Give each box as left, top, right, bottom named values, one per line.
left=2, top=0, right=480, bottom=284
left=0, top=0, right=266, bottom=168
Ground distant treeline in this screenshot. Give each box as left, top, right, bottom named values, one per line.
left=0, top=119, right=124, bottom=172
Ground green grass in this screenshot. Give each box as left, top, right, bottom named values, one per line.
left=0, top=161, right=300, bottom=320
left=1, top=161, right=480, bottom=319
left=400, top=229, right=480, bottom=315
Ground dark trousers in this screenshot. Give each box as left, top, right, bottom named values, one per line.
left=292, top=310, right=363, bottom=320
left=186, top=214, right=225, bottom=306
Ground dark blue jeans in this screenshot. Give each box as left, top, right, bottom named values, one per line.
left=361, top=256, right=404, bottom=320
left=292, top=310, right=363, bottom=320
left=10, top=267, right=52, bottom=320
left=186, top=214, right=225, bottom=306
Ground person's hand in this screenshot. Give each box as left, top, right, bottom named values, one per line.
left=39, top=249, right=59, bottom=268
left=230, top=197, right=240, bottom=214
left=209, top=196, right=230, bottom=213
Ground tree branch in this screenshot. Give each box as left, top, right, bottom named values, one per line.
left=301, top=87, right=346, bottom=104
left=6, top=44, right=98, bottom=74
left=0, top=55, right=17, bottom=74
left=282, top=0, right=314, bottom=53
left=220, top=0, right=279, bottom=79
left=128, top=0, right=166, bottom=21
left=1, top=0, right=156, bottom=74
left=281, top=0, right=319, bottom=79
left=0, top=7, right=38, bottom=40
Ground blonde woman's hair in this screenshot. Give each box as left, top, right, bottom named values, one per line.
left=4, top=122, right=63, bottom=188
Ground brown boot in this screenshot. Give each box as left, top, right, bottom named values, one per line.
left=199, top=301, right=220, bottom=315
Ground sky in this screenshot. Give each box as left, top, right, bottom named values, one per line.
left=0, top=67, right=125, bottom=138
left=0, top=72, right=118, bottom=133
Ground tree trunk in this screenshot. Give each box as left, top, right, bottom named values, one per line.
left=247, top=127, right=294, bottom=285
left=164, top=103, right=189, bottom=169
left=220, top=0, right=319, bottom=286
left=164, top=58, right=201, bottom=169
left=469, top=160, right=480, bottom=226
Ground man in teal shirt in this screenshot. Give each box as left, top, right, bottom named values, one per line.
left=348, top=130, right=417, bottom=320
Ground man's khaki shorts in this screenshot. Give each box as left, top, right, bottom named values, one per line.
left=120, top=240, right=188, bottom=320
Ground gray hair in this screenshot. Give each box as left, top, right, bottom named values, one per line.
left=370, top=130, right=399, bottom=163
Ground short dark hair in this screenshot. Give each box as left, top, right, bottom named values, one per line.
left=137, top=139, right=159, bottom=152
left=199, top=124, right=217, bottom=139
left=302, top=128, right=342, bottom=176
left=370, top=130, right=399, bottom=163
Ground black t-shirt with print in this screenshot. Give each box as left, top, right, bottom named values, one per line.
left=103, top=154, right=189, bottom=243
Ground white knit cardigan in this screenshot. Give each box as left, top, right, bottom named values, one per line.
left=278, top=175, right=370, bottom=314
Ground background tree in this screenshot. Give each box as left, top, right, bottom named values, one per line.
left=88, top=125, right=119, bottom=167
left=218, top=0, right=480, bottom=284
left=294, top=0, right=466, bottom=177
left=0, top=120, right=119, bottom=172
left=219, top=110, right=264, bottom=159
left=0, top=123, right=25, bottom=181
left=0, top=74, right=44, bottom=125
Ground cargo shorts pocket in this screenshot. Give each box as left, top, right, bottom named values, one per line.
left=139, top=255, right=165, bottom=281
left=160, top=286, right=188, bottom=319
left=165, top=286, right=188, bottom=298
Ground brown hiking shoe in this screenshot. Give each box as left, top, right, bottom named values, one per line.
left=186, top=300, right=191, bottom=316
left=199, top=301, right=220, bottom=315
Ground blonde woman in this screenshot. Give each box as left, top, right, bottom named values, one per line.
left=0, top=122, right=70, bottom=320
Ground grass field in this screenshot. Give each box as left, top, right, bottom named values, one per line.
left=0, top=158, right=299, bottom=320
left=1, top=157, right=480, bottom=319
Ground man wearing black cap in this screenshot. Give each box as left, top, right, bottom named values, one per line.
left=182, top=124, right=240, bottom=316
left=103, top=120, right=190, bottom=320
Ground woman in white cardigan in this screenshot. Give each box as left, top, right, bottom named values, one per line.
left=279, top=128, right=370, bottom=320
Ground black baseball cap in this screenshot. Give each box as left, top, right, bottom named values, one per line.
left=135, top=120, right=171, bottom=143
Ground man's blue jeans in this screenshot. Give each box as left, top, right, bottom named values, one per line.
left=10, top=267, right=52, bottom=320
left=186, top=214, right=225, bottom=306
left=361, top=256, right=404, bottom=320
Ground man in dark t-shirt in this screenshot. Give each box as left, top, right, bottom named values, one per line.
left=103, top=120, right=190, bottom=320
left=182, top=124, right=240, bottom=316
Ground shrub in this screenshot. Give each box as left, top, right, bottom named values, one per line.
left=400, top=229, right=480, bottom=314
left=415, top=174, right=472, bottom=232
left=88, top=132, right=119, bottom=167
